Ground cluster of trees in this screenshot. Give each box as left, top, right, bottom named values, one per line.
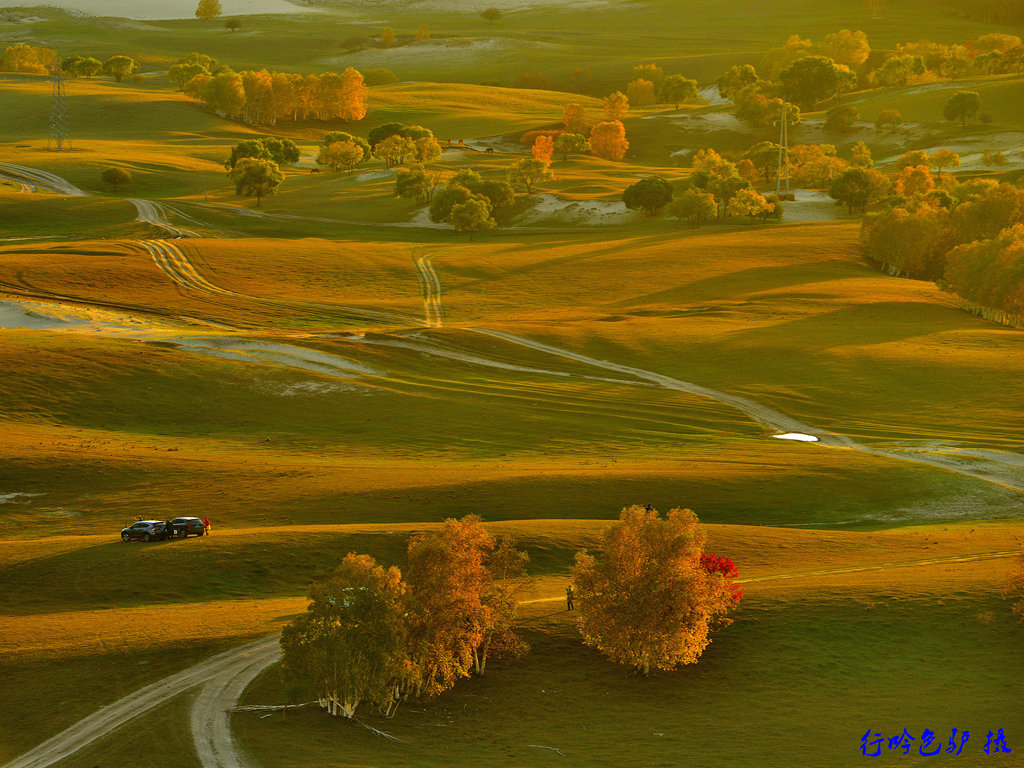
left=572, top=506, right=742, bottom=676
left=170, top=53, right=367, bottom=126
left=615, top=151, right=783, bottom=227
left=377, top=24, right=430, bottom=49
left=367, top=122, right=442, bottom=168
left=616, top=63, right=700, bottom=109
left=317, top=131, right=371, bottom=173
left=225, top=137, right=299, bottom=170
left=424, top=168, right=519, bottom=238
left=857, top=164, right=1024, bottom=327
left=280, top=516, right=529, bottom=718
left=1, top=45, right=139, bottom=82
left=1, top=44, right=55, bottom=73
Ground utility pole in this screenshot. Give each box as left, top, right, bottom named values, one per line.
left=48, top=56, right=71, bottom=151
left=775, top=100, right=795, bottom=200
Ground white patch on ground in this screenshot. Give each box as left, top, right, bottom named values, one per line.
left=324, top=36, right=554, bottom=69
left=169, top=337, right=386, bottom=378
left=773, top=432, right=819, bottom=442
left=0, top=0, right=317, bottom=18
left=514, top=193, right=639, bottom=226
left=36, top=508, right=79, bottom=517
left=781, top=189, right=853, bottom=223
left=0, top=492, right=42, bottom=503
left=699, top=84, right=729, bottom=106
left=354, top=168, right=397, bottom=182
left=255, top=380, right=367, bottom=396
left=405, top=207, right=451, bottom=228
left=642, top=110, right=744, bottom=132
left=471, top=136, right=527, bottom=155
left=0, top=299, right=148, bottom=333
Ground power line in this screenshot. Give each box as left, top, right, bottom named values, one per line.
left=48, top=56, right=71, bottom=151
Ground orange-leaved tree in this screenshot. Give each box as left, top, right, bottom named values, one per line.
left=531, top=134, right=554, bottom=166
left=403, top=516, right=494, bottom=698
left=604, top=90, right=629, bottom=121
left=589, top=120, right=628, bottom=161
left=571, top=505, right=740, bottom=676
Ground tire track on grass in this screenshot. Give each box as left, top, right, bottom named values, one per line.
left=412, top=247, right=444, bottom=327
left=129, top=199, right=199, bottom=239
left=468, top=328, right=1024, bottom=494
left=0, top=635, right=280, bottom=768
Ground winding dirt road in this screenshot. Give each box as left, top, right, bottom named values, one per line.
left=412, top=248, right=444, bottom=327
left=0, top=162, right=86, bottom=196
left=129, top=199, right=199, bottom=239
left=0, top=635, right=280, bottom=768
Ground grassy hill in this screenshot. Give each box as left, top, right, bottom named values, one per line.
left=2, top=0, right=1024, bottom=766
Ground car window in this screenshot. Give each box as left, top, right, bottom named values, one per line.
left=132, top=523, right=146, bottom=528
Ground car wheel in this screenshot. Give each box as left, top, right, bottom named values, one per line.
left=144, top=533, right=152, bottom=542
left=121, top=532, right=130, bottom=542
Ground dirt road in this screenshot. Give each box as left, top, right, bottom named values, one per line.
left=0, top=635, right=280, bottom=768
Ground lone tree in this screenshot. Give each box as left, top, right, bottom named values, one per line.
left=229, top=157, right=283, bottom=207
left=572, top=506, right=741, bottom=676
left=622, top=176, right=673, bottom=216
left=507, top=157, right=554, bottom=194
left=381, top=28, right=395, bottom=48
left=318, top=140, right=364, bottom=173
left=658, top=74, right=699, bottom=110
left=102, top=55, right=138, bottom=83
left=224, top=18, right=241, bottom=32
left=280, top=553, right=408, bottom=718
left=481, top=7, right=502, bottom=23
left=943, top=90, right=982, bottom=128
left=779, top=55, right=846, bottom=108
left=449, top=198, right=496, bottom=240
left=195, top=0, right=222, bottom=19
left=101, top=167, right=131, bottom=192
left=667, top=188, right=717, bottom=229
left=553, top=133, right=589, bottom=162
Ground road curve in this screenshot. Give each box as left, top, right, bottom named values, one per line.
left=0, top=162, right=86, bottom=196
left=130, top=199, right=198, bottom=239
left=0, top=635, right=280, bottom=768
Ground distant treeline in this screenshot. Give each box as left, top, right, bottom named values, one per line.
left=169, top=53, right=367, bottom=126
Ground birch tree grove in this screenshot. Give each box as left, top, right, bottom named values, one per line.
left=280, top=517, right=529, bottom=719
left=195, top=66, right=367, bottom=125
left=571, top=506, right=740, bottom=676
left=280, top=554, right=409, bottom=719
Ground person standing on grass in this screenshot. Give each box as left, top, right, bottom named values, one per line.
left=203, top=517, right=211, bottom=535
left=566, top=585, right=575, bottom=611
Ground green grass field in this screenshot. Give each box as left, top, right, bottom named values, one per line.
left=2, top=0, right=1024, bottom=766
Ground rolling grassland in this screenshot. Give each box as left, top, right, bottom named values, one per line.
left=2, top=0, right=1024, bottom=766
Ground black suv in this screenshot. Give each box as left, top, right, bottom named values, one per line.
left=121, top=520, right=168, bottom=542
left=168, top=517, right=206, bottom=538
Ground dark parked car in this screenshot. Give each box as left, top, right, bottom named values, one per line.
left=168, top=517, right=206, bottom=538
left=121, top=520, right=168, bottom=542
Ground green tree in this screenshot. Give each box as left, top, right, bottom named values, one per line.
left=743, top=141, right=781, bottom=185
left=369, top=121, right=409, bottom=148
left=229, top=157, right=283, bottom=207
left=60, top=55, right=83, bottom=77
left=829, top=167, right=872, bottom=212
left=553, top=133, right=590, bottom=162
left=875, top=109, right=902, bottom=131
left=943, top=90, right=982, bottom=128
left=507, top=157, right=554, bottom=194
left=429, top=184, right=473, bottom=223
left=824, top=104, right=858, bottom=133
left=76, top=56, right=103, bottom=78
left=280, top=553, right=408, bottom=718
left=667, top=188, right=717, bottom=228
left=571, top=506, right=740, bottom=676
left=632, top=63, right=664, bottom=89
left=779, top=55, right=845, bottom=108
left=101, top=167, right=130, bottom=192
left=225, top=138, right=298, bottom=170
left=449, top=198, right=496, bottom=240
left=322, top=131, right=371, bottom=161
left=717, top=64, right=758, bottom=99
left=381, top=28, right=395, bottom=48
left=195, top=0, right=222, bottom=19
left=168, top=61, right=209, bottom=90
left=363, top=67, right=397, bottom=86
left=102, top=55, right=138, bottom=83
left=658, top=74, right=699, bottom=110
left=622, top=176, right=674, bottom=216
left=474, top=179, right=516, bottom=210
left=727, top=188, right=772, bottom=222
left=375, top=134, right=417, bottom=168
left=318, top=141, right=364, bottom=173
left=481, top=7, right=502, bottom=23
left=395, top=165, right=437, bottom=203
left=224, top=18, right=241, bottom=32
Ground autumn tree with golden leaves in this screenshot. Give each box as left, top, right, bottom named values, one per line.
left=571, top=506, right=740, bottom=676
